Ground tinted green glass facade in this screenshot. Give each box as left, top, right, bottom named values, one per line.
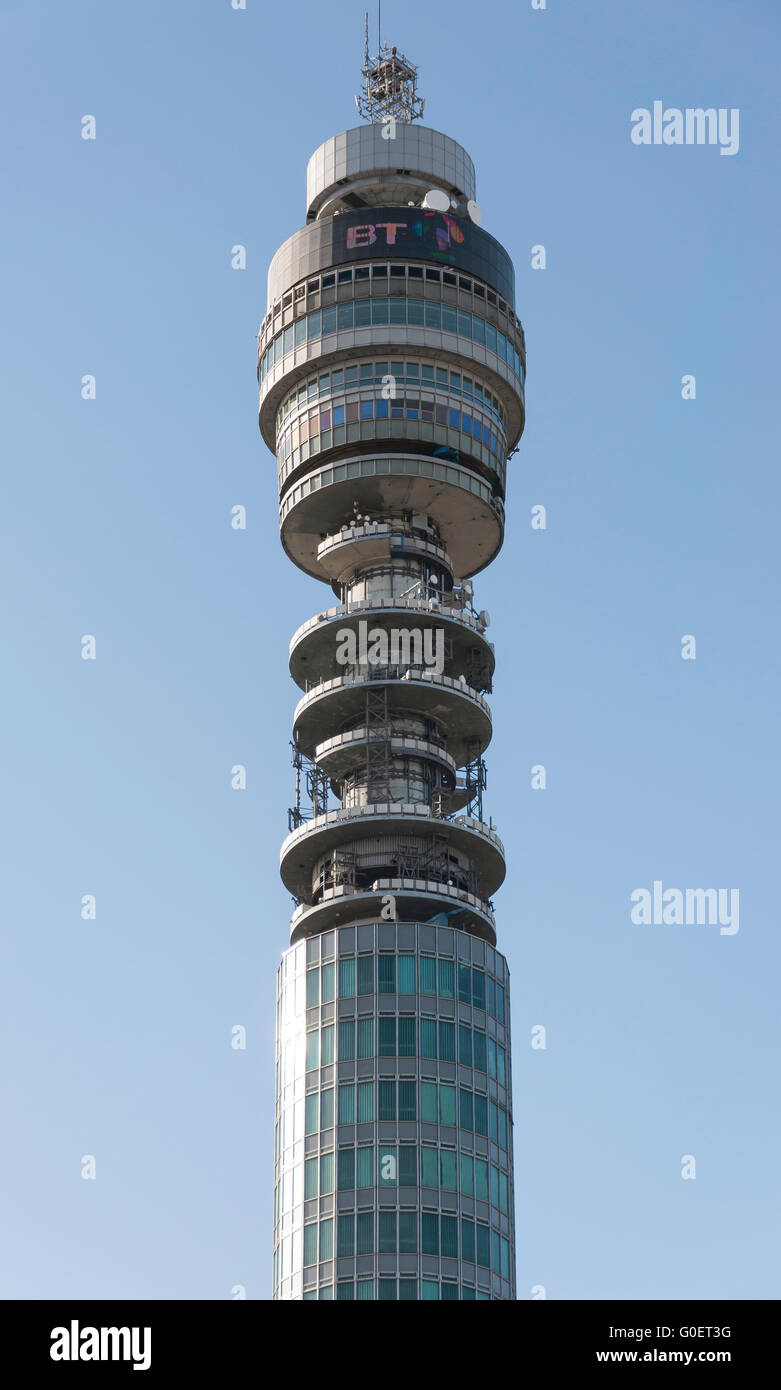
left=274, top=924, right=515, bottom=1300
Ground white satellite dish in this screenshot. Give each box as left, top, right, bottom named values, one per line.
left=423, top=188, right=450, bottom=212
left=478, top=610, right=491, bottom=628
left=467, top=199, right=482, bottom=225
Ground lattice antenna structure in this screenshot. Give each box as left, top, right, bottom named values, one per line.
left=355, top=9, right=425, bottom=124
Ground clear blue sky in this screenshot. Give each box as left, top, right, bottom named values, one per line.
left=1, top=0, right=779, bottom=1300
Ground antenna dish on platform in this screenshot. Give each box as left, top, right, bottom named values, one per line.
left=467, top=199, right=482, bottom=225
left=423, top=188, right=450, bottom=212
left=478, top=610, right=491, bottom=628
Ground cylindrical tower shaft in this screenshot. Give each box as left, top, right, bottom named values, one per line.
left=261, top=43, right=525, bottom=1302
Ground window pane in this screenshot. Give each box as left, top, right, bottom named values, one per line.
left=303, top=1223, right=318, bottom=1266
left=460, top=1151, right=474, bottom=1197
left=377, top=955, right=396, bottom=992
left=306, top=968, right=319, bottom=1007
left=473, top=1031, right=487, bottom=1072
left=305, top=1093, right=318, bottom=1134
left=421, top=1145, right=438, bottom=1188
left=378, top=1211, right=397, bottom=1253
left=438, top=1020, right=455, bottom=1061
left=338, top=1083, right=355, bottom=1124
left=474, top=1094, right=488, bottom=1136
left=338, top=1020, right=355, bottom=1060
left=337, top=1214, right=354, bottom=1256
left=496, top=983, right=505, bottom=1024
left=475, top=1157, right=489, bottom=1201
left=378, top=1018, right=396, bottom=1056
left=461, top=1218, right=475, bottom=1263
left=458, top=1024, right=472, bottom=1066
left=357, top=1146, right=373, bottom=1188
left=437, top=958, right=454, bottom=998
left=420, top=1017, right=437, bottom=1058
left=304, top=1157, right=318, bottom=1199
left=356, top=1211, right=374, bottom=1255
left=319, top=1218, right=333, bottom=1260
left=472, top=969, right=486, bottom=1009
left=321, top=962, right=335, bottom=1002
left=321, top=1024, right=334, bottom=1064
left=398, top=1080, right=416, bottom=1121
left=422, top=1213, right=439, bottom=1255
left=306, top=1032, right=319, bottom=1070
left=441, top=1215, right=458, bottom=1258
left=399, top=1211, right=417, bottom=1254
left=439, top=1084, right=456, bottom=1126
left=357, top=1017, right=374, bottom=1058
left=337, top=1149, right=355, bottom=1190
left=339, top=958, right=355, bottom=998
left=419, top=955, right=436, bottom=995
left=320, top=1151, right=334, bottom=1194
left=459, top=1088, right=474, bottom=1131
left=378, top=1080, right=396, bottom=1122
left=420, top=1081, right=437, bottom=1124
left=357, top=956, right=374, bottom=995
left=440, top=1149, right=457, bottom=1191
left=321, top=1088, right=334, bottom=1127
left=398, top=1016, right=416, bottom=1056
left=398, top=1146, right=417, bottom=1186
left=357, top=1080, right=374, bottom=1123
left=499, top=1107, right=508, bottom=1150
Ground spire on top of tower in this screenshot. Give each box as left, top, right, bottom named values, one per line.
left=354, top=4, right=425, bottom=124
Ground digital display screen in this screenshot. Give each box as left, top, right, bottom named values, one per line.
left=268, top=208, right=516, bottom=309
left=332, top=207, right=515, bottom=306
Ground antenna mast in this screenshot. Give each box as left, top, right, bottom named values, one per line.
left=355, top=7, right=425, bottom=124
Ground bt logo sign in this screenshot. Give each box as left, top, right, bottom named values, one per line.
left=345, top=212, right=465, bottom=254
